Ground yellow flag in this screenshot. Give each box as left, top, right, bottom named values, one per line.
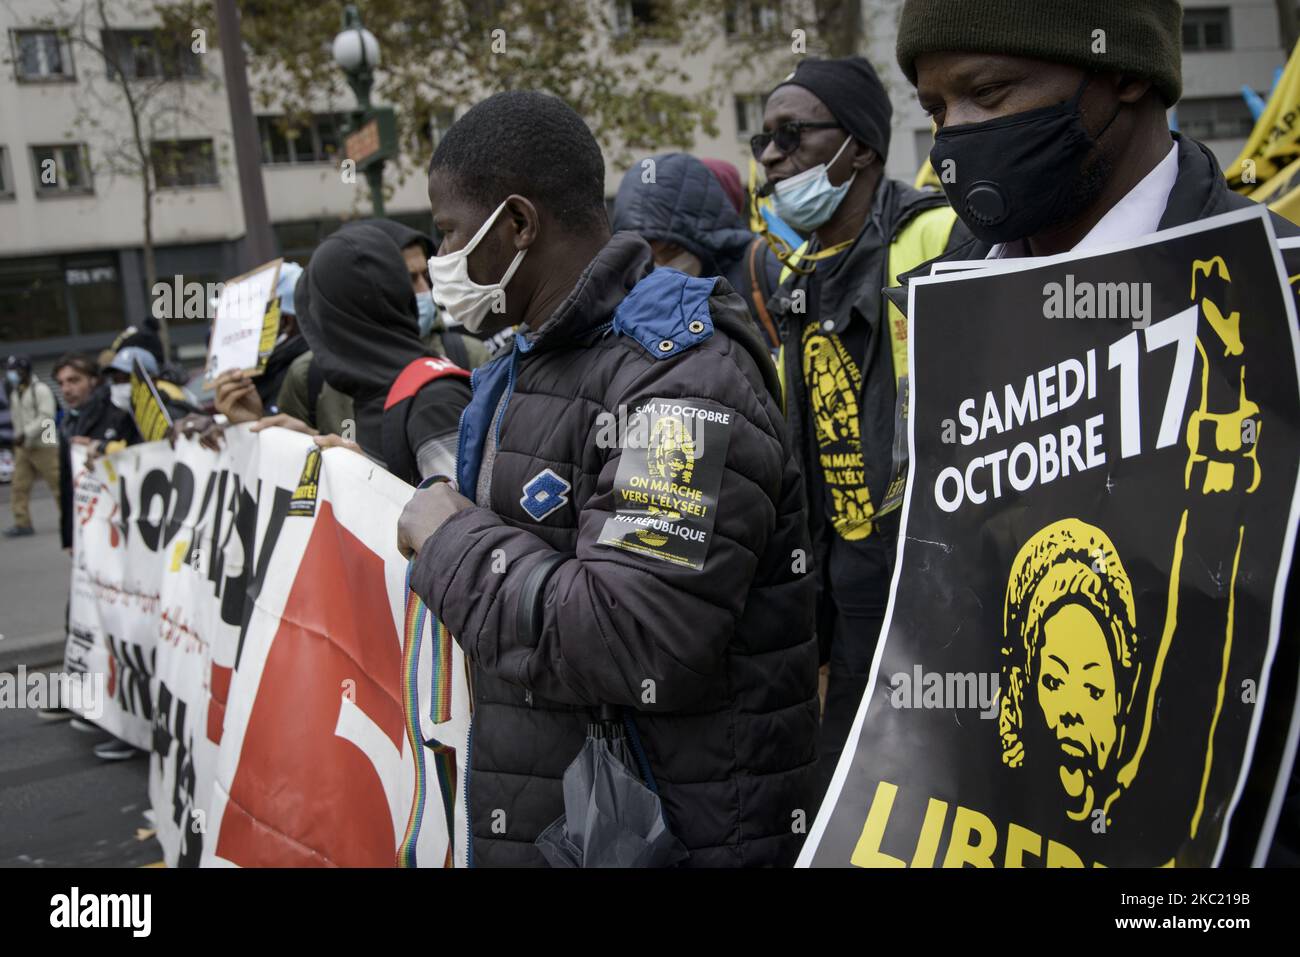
left=1253, top=154, right=1300, bottom=226
left=1271, top=185, right=1300, bottom=227
left=914, top=158, right=941, bottom=191
left=1225, top=41, right=1300, bottom=192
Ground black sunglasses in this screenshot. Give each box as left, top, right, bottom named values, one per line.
left=749, top=121, right=841, bottom=161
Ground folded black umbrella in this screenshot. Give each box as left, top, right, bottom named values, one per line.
left=536, top=709, right=688, bottom=868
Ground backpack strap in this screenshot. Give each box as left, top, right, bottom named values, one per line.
left=382, top=357, right=472, bottom=486
left=746, top=237, right=781, bottom=352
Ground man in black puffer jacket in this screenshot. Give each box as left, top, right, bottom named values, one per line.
left=397, top=91, right=818, bottom=867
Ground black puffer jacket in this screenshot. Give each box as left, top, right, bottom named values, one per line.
left=410, top=232, right=818, bottom=867
left=612, top=153, right=781, bottom=330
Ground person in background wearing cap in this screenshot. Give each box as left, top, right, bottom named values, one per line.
left=894, top=0, right=1300, bottom=864
left=103, top=345, right=194, bottom=424
left=4, top=355, right=60, bottom=538
left=754, top=56, right=966, bottom=802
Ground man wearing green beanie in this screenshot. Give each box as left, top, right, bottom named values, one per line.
left=895, top=0, right=1298, bottom=259
left=894, top=0, right=1300, bottom=866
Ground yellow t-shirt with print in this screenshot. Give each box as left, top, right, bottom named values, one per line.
left=802, top=324, right=874, bottom=540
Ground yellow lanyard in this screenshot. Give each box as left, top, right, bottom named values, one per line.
left=760, top=226, right=853, bottom=277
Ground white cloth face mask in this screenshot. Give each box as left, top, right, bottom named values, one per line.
left=427, top=200, right=528, bottom=333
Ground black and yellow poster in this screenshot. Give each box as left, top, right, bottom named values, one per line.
left=801, top=207, right=1300, bottom=868
left=596, top=397, right=733, bottom=570
left=129, top=357, right=173, bottom=443
left=288, top=446, right=322, bottom=517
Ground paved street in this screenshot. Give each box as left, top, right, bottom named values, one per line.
left=0, top=481, right=162, bottom=867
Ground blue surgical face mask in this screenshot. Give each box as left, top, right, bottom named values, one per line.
left=416, top=290, right=437, bottom=338
left=771, top=135, right=858, bottom=233
left=5, top=370, right=19, bottom=387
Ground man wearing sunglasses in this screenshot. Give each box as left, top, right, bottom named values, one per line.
left=755, top=57, right=965, bottom=804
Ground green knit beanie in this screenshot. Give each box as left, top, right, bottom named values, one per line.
left=896, top=0, right=1184, bottom=106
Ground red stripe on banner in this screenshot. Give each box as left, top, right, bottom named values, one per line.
left=208, top=664, right=233, bottom=744
left=206, top=699, right=226, bottom=746
left=214, top=501, right=405, bottom=867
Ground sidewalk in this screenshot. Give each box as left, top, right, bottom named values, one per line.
left=0, top=481, right=70, bottom=673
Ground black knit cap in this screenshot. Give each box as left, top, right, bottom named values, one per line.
left=896, top=0, right=1184, bottom=106
left=772, top=56, right=893, bottom=162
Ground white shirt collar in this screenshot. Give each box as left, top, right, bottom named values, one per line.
left=987, top=142, right=1179, bottom=259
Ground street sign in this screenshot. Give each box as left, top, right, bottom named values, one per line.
left=343, top=106, right=396, bottom=171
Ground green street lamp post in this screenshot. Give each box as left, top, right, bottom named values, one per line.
left=333, top=5, right=395, bottom=217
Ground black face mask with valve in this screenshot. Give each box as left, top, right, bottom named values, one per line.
left=929, top=76, right=1121, bottom=246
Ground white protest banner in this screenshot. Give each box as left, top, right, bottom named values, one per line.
left=66, top=427, right=469, bottom=867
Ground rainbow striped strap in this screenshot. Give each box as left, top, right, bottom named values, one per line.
left=397, top=563, right=428, bottom=867
left=397, top=563, right=458, bottom=867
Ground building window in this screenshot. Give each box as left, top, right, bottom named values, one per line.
left=1182, top=7, right=1231, bottom=51
left=0, top=254, right=125, bottom=342
left=734, top=93, right=765, bottom=137
left=101, top=29, right=201, bottom=80
left=12, top=29, right=75, bottom=81
left=31, top=144, right=93, bottom=195
left=151, top=139, right=218, bottom=188
left=63, top=257, right=125, bottom=334
left=0, top=147, right=13, bottom=199
left=273, top=217, right=347, bottom=264
left=614, top=0, right=660, bottom=35
left=1177, top=96, right=1254, bottom=140
left=725, top=2, right=781, bottom=37
left=257, top=114, right=347, bottom=165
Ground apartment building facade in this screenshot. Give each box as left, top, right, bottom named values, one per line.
left=0, top=0, right=1290, bottom=361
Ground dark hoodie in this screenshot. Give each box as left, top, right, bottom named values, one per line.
left=354, top=216, right=434, bottom=258
left=347, top=217, right=488, bottom=369
left=296, top=222, right=469, bottom=478
left=611, top=153, right=780, bottom=329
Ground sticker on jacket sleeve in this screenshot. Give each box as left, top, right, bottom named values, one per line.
left=596, top=398, right=734, bottom=570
